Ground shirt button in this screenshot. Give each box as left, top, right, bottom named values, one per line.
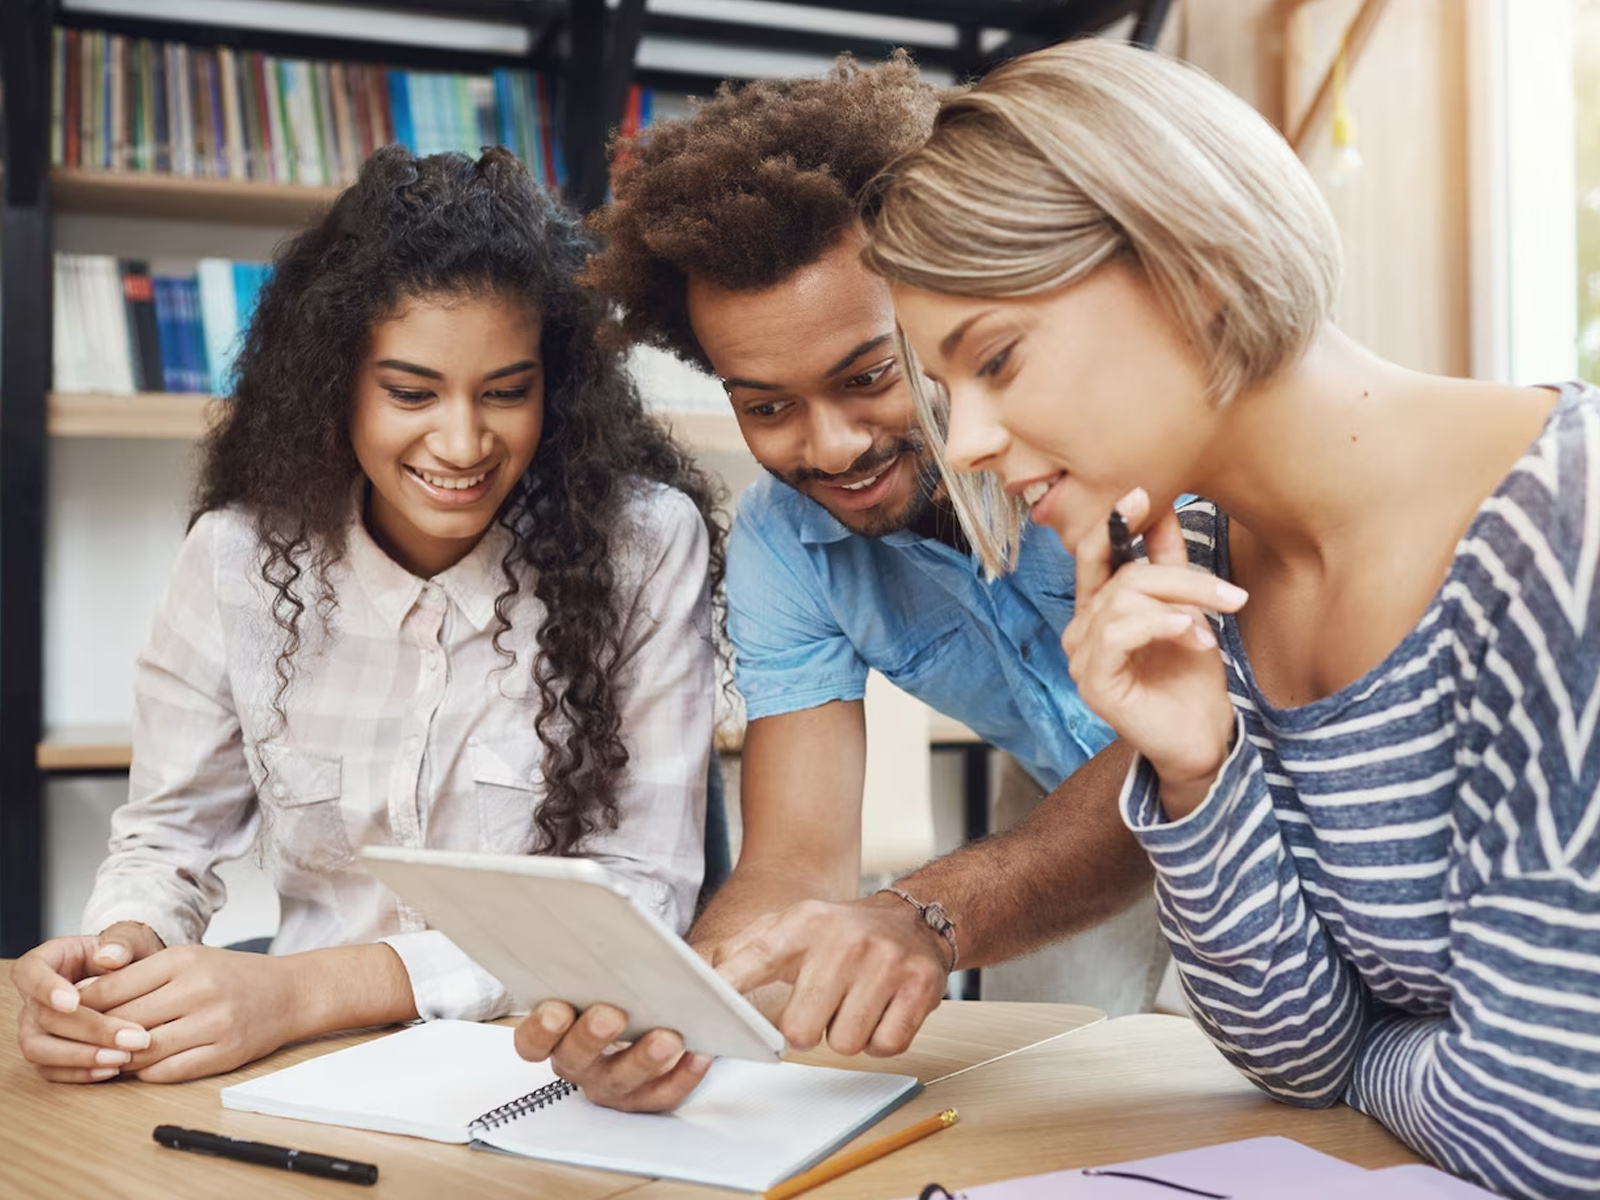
left=271, top=781, right=286, bottom=799
left=1021, top=641, right=1032, bottom=661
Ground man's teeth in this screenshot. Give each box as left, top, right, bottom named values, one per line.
left=1022, top=480, right=1052, bottom=506
left=412, top=467, right=487, bottom=490
left=841, top=474, right=881, bottom=491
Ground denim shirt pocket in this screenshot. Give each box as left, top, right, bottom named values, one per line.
left=470, top=735, right=545, bottom=854
left=255, top=747, right=353, bottom=873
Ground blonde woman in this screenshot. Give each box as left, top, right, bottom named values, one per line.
left=864, top=38, right=1600, bottom=1200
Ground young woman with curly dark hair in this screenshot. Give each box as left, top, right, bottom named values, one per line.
left=12, top=145, right=724, bottom=1085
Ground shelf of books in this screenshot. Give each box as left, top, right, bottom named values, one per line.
left=51, top=167, right=341, bottom=225
left=48, top=390, right=746, bottom=455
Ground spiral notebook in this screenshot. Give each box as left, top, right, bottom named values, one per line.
left=221, top=1020, right=920, bottom=1192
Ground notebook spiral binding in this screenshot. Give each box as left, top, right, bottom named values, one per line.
left=469, top=1078, right=581, bottom=1132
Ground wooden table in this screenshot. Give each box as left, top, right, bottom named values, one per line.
left=633, top=1014, right=1423, bottom=1200
left=0, top=964, right=1098, bottom=1200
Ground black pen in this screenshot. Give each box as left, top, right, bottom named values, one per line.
left=153, top=1125, right=378, bottom=1186
left=1107, top=509, right=1136, bottom=571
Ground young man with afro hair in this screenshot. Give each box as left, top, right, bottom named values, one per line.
left=514, top=54, right=1166, bottom=1112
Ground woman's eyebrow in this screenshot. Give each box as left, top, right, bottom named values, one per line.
left=485, top=359, right=540, bottom=381
left=374, top=358, right=442, bottom=379
left=373, top=358, right=539, bottom=381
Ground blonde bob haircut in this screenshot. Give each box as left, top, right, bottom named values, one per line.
left=861, top=38, right=1342, bottom=573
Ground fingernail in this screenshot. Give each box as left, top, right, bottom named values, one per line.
left=590, top=1009, right=625, bottom=1041
left=49, top=987, right=80, bottom=1014
left=648, top=1038, right=678, bottom=1065
left=1117, top=486, right=1148, bottom=512
left=539, top=1006, right=565, bottom=1034
left=115, top=1028, right=151, bottom=1051
left=688, top=1053, right=712, bottom=1074
left=1194, top=622, right=1218, bottom=649
left=1216, top=581, right=1249, bottom=607
left=89, top=1067, right=120, bottom=1081
left=95, top=944, right=130, bottom=966
left=95, top=1048, right=131, bottom=1066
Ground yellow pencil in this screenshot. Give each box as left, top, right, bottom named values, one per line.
left=763, top=1108, right=960, bottom=1200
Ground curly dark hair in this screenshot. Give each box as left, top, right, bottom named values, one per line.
left=194, top=145, right=725, bottom=857
left=586, top=53, right=943, bottom=373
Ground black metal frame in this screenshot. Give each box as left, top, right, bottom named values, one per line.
left=0, top=0, right=55, bottom=959
left=0, top=0, right=1172, bottom=956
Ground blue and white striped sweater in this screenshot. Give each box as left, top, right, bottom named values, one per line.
left=1120, top=382, right=1600, bottom=1199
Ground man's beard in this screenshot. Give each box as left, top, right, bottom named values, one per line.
left=764, top=432, right=939, bottom=539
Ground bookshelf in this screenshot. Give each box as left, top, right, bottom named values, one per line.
left=47, top=388, right=747, bottom=452
left=0, top=0, right=1170, bottom=956
left=51, top=167, right=341, bottom=225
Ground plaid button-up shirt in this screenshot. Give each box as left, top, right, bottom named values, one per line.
left=84, top=482, right=711, bottom=1021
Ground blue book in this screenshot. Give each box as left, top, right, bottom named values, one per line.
left=151, top=277, right=185, bottom=393
left=388, top=68, right=414, bottom=150
left=179, top=277, right=210, bottom=394
left=233, top=261, right=270, bottom=345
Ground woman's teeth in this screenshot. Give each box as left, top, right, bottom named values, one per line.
left=1022, top=479, right=1052, bottom=506
left=841, top=474, right=881, bottom=491
left=411, top=466, right=487, bottom=490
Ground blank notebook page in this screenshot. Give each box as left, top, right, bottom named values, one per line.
left=221, top=1020, right=560, bottom=1143
left=479, top=1056, right=919, bottom=1192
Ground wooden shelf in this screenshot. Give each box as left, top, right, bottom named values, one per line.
left=37, top=726, right=133, bottom=772
left=49, top=391, right=218, bottom=439
left=41, top=719, right=976, bottom=772
left=51, top=167, right=341, bottom=226
left=48, top=392, right=746, bottom=456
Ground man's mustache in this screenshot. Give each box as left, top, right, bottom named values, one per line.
left=784, top=433, right=925, bottom=488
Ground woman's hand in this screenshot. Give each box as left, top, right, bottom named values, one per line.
left=1059, top=488, right=1245, bottom=820
left=73, top=944, right=304, bottom=1083
left=13, top=923, right=166, bottom=1083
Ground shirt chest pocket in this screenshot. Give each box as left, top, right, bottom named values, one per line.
left=255, top=747, right=354, bottom=873
left=470, top=735, right=545, bottom=854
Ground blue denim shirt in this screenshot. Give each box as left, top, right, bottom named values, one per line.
left=727, top=476, right=1115, bottom=790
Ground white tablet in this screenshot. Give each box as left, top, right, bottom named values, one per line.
left=360, top=845, right=785, bottom=1062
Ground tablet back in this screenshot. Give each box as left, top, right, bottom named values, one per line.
left=360, top=846, right=785, bottom=1062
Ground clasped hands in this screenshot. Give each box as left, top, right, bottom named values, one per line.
left=513, top=889, right=952, bottom=1112
left=14, top=922, right=302, bottom=1084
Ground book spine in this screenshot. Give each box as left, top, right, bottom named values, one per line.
left=252, top=53, right=275, bottom=182
left=314, top=60, right=340, bottom=184
left=139, top=39, right=155, bottom=173
left=264, top=56, right=291, bottom=183
left=50, top=27, right=65, bottom=167
left=518, top=73, right=540, bottom=183
left=196, top=48, right=218, bottom=179
left=237, top=51, right=262, bottom=181
left=172, top=41, right=192, bottom=176
left=151, top=277, right=183, bottom=393
left=52, top=255, right=78, bottom=391
left=196, top=258, right=241, bottom=397
left=119, top=259, right=161, bottom=393
left=370, top=65, right=393, bottom=150
left=209, top=50, right=227, bottom=180
left=133, top=262, right=163, bottom=394
left=330, top=62, right=357, bottom=183
left=67, top=28, right=83, bottom=167
left=219, top=47, right=246, bottom=181
left=388, top=68, right=413, bottom=152
left=97, top=256, right=136, bottom=394
left=293, top=60, right=324, bottom=185
left=470, top=74, right=495, bottom=155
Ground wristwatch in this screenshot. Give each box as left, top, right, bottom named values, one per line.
left=878, top=886, right=959, bottom=972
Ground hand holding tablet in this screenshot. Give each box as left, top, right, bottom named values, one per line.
left=359, top=846, right=783, bottom=1064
